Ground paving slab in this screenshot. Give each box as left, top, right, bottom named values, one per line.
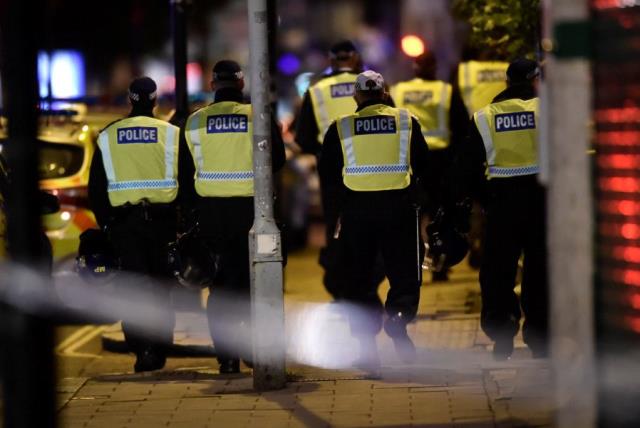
left=59, top=250, right=553, bottom=427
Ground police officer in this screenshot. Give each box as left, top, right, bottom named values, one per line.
left=450, top=58, right=547, bottom=360
left=456, top=53, right=509, bottom=118
left=184, top=60, right=285, bottom=374
left=319, top=70, right=433, bottom=369
left=89, top=77, right=180, bottom=372
left=391, top=51, right=452, bottom=154
left=295, top=40, right=365, bottom=300
left=391, top=51, right=457, bottom=282
left=452, top=51, right=510, bottom=269
left=296, top=40, right=361, bottom=156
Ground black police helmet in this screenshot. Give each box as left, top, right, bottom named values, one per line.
left=167, top=227, right=219, bottom=290
left=426, top=226, right=469, bottom=272
left=506, top=58, right=540, bottom=85
left=212, top=60, right=244, bottom=82
left=329, top=40, right=358, bottom=59
left=128, top=76, right=158, bottom=105
left=425, top=202, right=472, bottom=272
left=76, top=228, right=119, bottom=285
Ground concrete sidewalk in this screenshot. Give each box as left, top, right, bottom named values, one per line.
left=60, top=250, right=553, bottom=427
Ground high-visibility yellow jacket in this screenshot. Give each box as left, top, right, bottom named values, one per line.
left=458, top=60, right=509, bottom=117
left=309, top=72, right=358, bottom=143
left=473, top=97, right=539, bottom=179
left=185, top=102, right=254, bottom=197
left=336, top=104, right=413, bottom=191
left=97, top=116, right=180, bottom=207
left=391, top=78, right=452, bottom=150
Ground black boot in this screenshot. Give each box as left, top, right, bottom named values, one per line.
left=134, top=348, right=167, bottom=373
left=384, top=313, right=417, bottom=364
left=492, top=335, right=514, bottom=361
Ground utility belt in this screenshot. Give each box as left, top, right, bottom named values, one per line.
left=112, top=199, right=176, bottom=222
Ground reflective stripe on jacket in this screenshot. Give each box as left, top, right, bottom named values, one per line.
left=98, top=116, right=179, bottom=207
left=185, top=101, right=254, bottom=197
left=336, top=104, right=412, bottom=191
left=309, top=72, right=358, bottom=143
left=391, top=78, right=452, bottom=150
left=458, top=61, right=508, bottom=117
left=473, top=97, right=540, bottom=179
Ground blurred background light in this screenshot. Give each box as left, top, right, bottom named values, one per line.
left=187, top=62, right=203, bottom=95
left=278, top=53, right=302, bottom=76
left=400, top=34, right=425, bottom=57
left=143, top=60, right=174, bottom=96
left=294, top=72, right=314, bottom=98
left=38, top=50, right=86, bottom=99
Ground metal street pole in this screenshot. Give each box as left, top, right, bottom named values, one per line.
left=170, top=0, right=190, bottom=126
left=267, top=0, right=278, bottom=107
left=247, top=0, right=286, bottom=391
left=543, top=1, right=595, bottom=427
left=0, top=0, right=56, bottom=426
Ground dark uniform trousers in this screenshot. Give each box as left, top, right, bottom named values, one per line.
left=340, top=201, right=424, bottom=336
left=110, top=204, right=177, bottom=357
left=419, top=148, right=450, bottom=218
left=319, top=184, right=352, bottom=299
left=479, top=181, right=548, bottom=351
left=197, top=197, right=254, bottom=363
left=320, top=182, right=385, bottom=301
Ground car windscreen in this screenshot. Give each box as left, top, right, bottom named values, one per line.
left=0, top=140, right=84, bottom=180
left=39, top=142, right=85, bottom=179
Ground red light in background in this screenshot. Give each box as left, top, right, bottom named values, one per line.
left=631, top=294, right=640, bottom=310
left=598, top=154, right=640, bottom=169
left=622, top=223, right=640, bottom=239
left=612, top=246, right=640, bottom=263
left=624, top=246, right=640, bottom=263
left=595, top=107, right=640, bottom=123
left=619, top=200, right=640, bottom=215
left=187, top=62, right=203, bottom=94
left=611, top=268, right=640, bottom=287
left=592, top=0, right=624, bottom=9
left=600, top=177, right=640, bottom=193
left=624, top=269, right=640, bottom=287
left=161, top=76, right=176, bottom=93
left=626, top=316, right=640, bottom=333
left=597, top=131, right=640, bottom=147
left=598, top=200, right=640, bottom=215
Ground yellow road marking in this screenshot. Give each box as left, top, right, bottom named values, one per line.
left=57, top=325, right=106, bottom=358
left=55, top=326, right=93, bottom=352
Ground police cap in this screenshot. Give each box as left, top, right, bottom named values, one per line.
left=355, top=70, right=384, bottom=92
left=506, top=58, right=540, bottom=84
left=128, top=77, right=157, bottom=104
left=329, top=40, right=358, bottom=60
left=212, top=60, right=244, bottom=82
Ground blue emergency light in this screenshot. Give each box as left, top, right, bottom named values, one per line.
left=38, top=50, right=86, bottom=99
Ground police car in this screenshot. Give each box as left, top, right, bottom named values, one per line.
left=0, top=141, right=57, bottom=269
left=0, top=110, right=99, bottom=262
